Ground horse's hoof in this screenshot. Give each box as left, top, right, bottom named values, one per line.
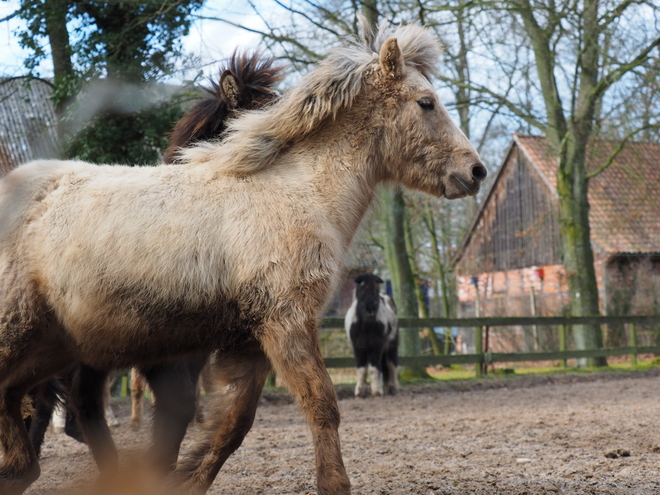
left=317, top=475, right=351, bottom=495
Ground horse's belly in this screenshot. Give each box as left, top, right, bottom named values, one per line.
left=65, top=298, right=262, bottom=369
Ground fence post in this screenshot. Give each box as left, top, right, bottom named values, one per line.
left=629, top=323, right=638, bottom=366
left=475, top=325, right=483, bottom=378
left=558, top=325, right=567, bottom=368
left=121, top=374, right=128, bottom=398
left=444, top=327, right=451, bottom=355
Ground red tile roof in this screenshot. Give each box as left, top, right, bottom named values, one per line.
left=515, top=134, right=660, bottom=255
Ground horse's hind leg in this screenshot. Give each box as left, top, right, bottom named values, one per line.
left=69, top=364, right=118, bottom=473
left=170, top=343, right=270, bottom=494
left=141, top=355, right=208, bottom=472
left=0, top=386, right=40, bottom=495
left=195, top=358, right=215, bottom=423
left=26, top=377, right=63, bottom=457
left=260, top=317, right=351, bottom=495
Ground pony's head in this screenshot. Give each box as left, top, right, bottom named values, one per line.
left=163, top=51, right=283, bottom=164
left=354, top=273, right=384, bottom=320
left=361, top=21, right=487, bottom=199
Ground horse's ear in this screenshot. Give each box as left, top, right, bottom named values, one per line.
left=375, top=275, right=384, bottom=284
left=220, top=69, right=243, bottom=109
left=379, top=37, right=404, bottom=79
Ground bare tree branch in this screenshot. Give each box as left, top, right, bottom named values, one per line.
left=594, top=36, right=660, bottom=100
left=0, top=11, right=18, bottom=23
left=436, top=74, right=545, bottom=131
left=585, top=122, right=660, bottom=179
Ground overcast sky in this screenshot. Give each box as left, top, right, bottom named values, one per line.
left=0, top=1, right=264, bottom=80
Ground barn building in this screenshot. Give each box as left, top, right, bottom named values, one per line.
left=453, top=134, right=660, bottom=351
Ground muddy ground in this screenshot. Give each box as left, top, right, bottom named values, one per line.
left=24, top=368, right=660, bottom=495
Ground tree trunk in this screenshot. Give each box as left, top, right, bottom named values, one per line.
left=516, top=0, right=606, bottom=367
left=556, top=139, right=606, bottom=367
left=381, top=189, right=427, bottom=378
left=42, top=0, right=75, bottom=149
left=404, top=205, right=442, bottom=356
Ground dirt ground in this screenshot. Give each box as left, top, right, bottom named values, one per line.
left=24, top=368, right=660, bottom=495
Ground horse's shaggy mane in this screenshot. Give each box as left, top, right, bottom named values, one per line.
left=181, top=19, right=443, bottom=175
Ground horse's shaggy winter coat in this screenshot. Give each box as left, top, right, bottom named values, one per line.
left=22, top=51, right=284, bottom=476
left=0, top=19, right=485, bottom=495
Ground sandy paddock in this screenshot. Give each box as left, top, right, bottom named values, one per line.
left=23, top=368, right=660, bottom=495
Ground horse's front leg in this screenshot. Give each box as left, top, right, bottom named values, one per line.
left=261, top=317, right=351, bottom=495
left=169, top=342, right=270, bottom=494
left=0, top=386, right=40, bottom=495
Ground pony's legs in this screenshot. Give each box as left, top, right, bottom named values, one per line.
left=261, top=319, right=351, bottom=495
left=129, top=368, right=146, bottom=431
left=0, top=385, right=40, bottom=495
left=170, top=343, right=270, bottom=494
left=383, top=343, right=399, bottom=395
left=366, top=347, right=385, bottom=397
left=141, top=356, right=208, bottom=472
left=69, top=365, right=118, bottom=473
left=352, top=348, right=369, bottom=397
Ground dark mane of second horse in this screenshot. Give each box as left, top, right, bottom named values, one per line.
left=162, top=51, right=283, bottom=164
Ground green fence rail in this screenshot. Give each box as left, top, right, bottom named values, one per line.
left=320, top=315, right=660, bottom=375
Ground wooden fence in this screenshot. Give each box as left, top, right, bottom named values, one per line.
left=320, top=315, right=660, bottom=377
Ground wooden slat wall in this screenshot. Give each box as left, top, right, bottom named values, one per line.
left=459, top=147, right=562, bottom=273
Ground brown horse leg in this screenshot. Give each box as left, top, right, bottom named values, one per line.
left=141, top=356, right=208, bottom=472
left=169, top=343, right=270, bottom=494
left=129, top=368, right=146, bottom=431
left=0, top=386, right=40, bottom=495
left=69, top=365, right=118, bottom=474
left=261, top=318, right=351, bottom=495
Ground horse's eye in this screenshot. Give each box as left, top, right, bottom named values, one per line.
left=417, top=97, right=434, bottom=111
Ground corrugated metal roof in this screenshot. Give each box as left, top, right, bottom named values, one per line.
left=0, top=78, right=58, bottom=175
left=516, top=135, right=660, bottom=255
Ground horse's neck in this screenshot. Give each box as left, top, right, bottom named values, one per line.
left=301, top=122, right=380, bottom=251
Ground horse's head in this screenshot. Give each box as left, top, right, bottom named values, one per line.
left=370, top=33, right=487, bottom=199
left=354, top=273, right=384, bottom=320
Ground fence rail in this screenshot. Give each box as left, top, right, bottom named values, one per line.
left=320, top=315, right=660, bottom=373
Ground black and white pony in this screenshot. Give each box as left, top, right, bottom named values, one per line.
left=344, top=274, right=399, bottom=397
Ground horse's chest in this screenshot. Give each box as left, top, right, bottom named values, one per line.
left=349, top=320, right=387, bottom=349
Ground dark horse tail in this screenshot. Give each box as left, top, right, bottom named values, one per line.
left=162, top=51, right=284, bottom=164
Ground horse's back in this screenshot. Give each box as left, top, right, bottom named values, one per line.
left=0, top=160, right=82, bottom=246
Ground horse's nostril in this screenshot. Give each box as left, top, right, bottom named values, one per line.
left=471, top=163, right=487, bottom=181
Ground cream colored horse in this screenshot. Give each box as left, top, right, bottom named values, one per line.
left=0, top=19, right=485, bottom=495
